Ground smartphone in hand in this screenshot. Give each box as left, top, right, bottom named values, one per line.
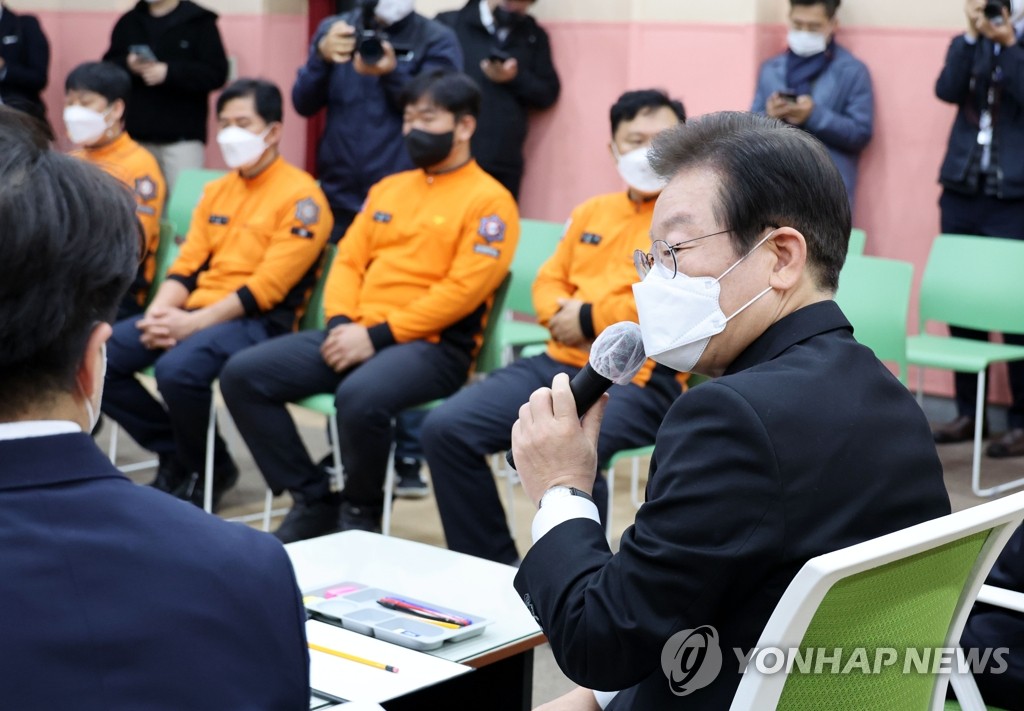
left=129, top=44, right=158, bottom=62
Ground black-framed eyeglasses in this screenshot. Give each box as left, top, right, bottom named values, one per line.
left=633, top=229, right=731, bottom=280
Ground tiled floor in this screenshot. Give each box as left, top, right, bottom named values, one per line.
left=99, top=393, right=1024, bottom=706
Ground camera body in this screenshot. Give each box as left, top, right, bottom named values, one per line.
left=356, top=0, right=388, bottom=65
left=984, top=0, right=1010, bottom=25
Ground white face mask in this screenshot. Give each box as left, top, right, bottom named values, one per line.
left=631, top=232, right=775, bottom=373
left=82, top=342, right=107, bottom=432
left=787, top=29, right=828, bottom=57
left=217, top=125, right=270, bottom=169
left=612, top=144, right=667, bottom=195
left=63, top=105, right=110, bottom=145
left=375, top=0, right=415, bottom=25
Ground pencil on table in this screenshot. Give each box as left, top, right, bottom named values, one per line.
left=308, top=642, right=399, bottom=673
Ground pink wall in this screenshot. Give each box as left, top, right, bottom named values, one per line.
left=32, top=10, right=1000, bottom=400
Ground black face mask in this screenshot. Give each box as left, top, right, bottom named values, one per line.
left=493, top=6, right=526, bottom=31
left=404, top=129, right=454, bottom=169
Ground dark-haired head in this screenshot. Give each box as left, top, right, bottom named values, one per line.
left=216, top=78, right=283, bottom=124
left=790, top=0, right=841, bottom=19
left=649, top=111, right=849, bottom=291
left=610, top=89, right=686, bottom=137
left=400, top=71, right=481, bottom=172
left=400, top=70, right=482, bottom=120
left=66, top=61, right=132, bottom=105
left=0, top=106, right=140, bottom=421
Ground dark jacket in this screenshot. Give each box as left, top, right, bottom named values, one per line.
left=0, top=432, right=309, bottom=709
left=436, top=1, right=560, bottom=197
left=936, top=33, right=1024, bottom=199
left=293, top=11, right=462, bottom=215
left=514, top=300, right=951, bottom=709
left=0, top=6, right=50, bottom=124
left=103, top=0, right=228, bottom=145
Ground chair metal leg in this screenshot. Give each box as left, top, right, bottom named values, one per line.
left=329, top=413, right=343, bottom=493
left=382, top=448, right=395, bottom=537
left=605, top=467, right=614, bottom=545
left=630, top=456, right=643, bottom=510
left=948, top=662, right=986, bottom=711
left=504, top=457, right=518, bottom=538
left=971, top=369, right=1024, bottom=497
left=262, top=488, right=274, bottom=532
left=203, top=397, right=216, bottom=514
left=915, top=365, right=925, bottom=408
left=108, top=421, right=119, bottom=463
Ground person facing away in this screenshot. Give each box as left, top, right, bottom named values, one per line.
left=510, top=111, right=950, bottom=710
left=101, top=78, right=332, bottom=511
left=103, top=0, right=229, bottom=191
left=220, top=70, right=519, bottom=543
left=751, top=0, right=873, bottom=209
left=929, top=0, right=1024, bottom=459
left=0, top=1, right=51, bottom=134
left=65, top=61, right=167, bottom=320
left=0, top=105, right=309, bottom=711
left=422, top=88, right=687, bottom=565
left=436, top=0, right=560, bottom=199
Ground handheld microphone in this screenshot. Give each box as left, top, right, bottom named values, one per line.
left=505, top=321, right=647, bottom=471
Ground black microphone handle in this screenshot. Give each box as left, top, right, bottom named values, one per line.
left=505, top=364, right=614, bottom=471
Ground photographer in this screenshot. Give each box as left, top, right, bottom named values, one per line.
left=931, top=0, right=1024, bottom=457
left=293, top=0, right=463, bottom=244
left=437, top=0, right=560, bottom=199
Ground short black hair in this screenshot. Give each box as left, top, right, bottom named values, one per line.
left=216, top=78, right=283, bottom=124
left=790, top=0, right=841, bottom=19
left=65, top=62, right=132, bottom=105
left=649, top=111, right=850, bottom=291
left=0, top=106, right=139, bottom=418
left=400, top=70, right=481, bottom=119
left=610, top=89, right=686, bottom=137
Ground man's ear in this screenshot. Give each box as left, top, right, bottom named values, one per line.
left=110, top=98, right=127, bottom=124
left=765, top=227, right=808, bottom=291
left=456, top=114, right=476, bottom=144
left=265, top=121, right=284, bottom=148
left=77, top=322, right=112, bottom=401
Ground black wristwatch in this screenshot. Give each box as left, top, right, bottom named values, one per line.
left=538, top=485, right=595, bottom=509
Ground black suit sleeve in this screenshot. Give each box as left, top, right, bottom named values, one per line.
left=513, top=382, right=782, bottom=691
left=102, top=16, right=132, bottom=69
left=0, top=15, right=49, bottom=94
left=935, top=35, right=976, bottom=105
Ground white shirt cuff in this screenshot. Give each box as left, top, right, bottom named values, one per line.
left=531, top=493, right=601, bottom=543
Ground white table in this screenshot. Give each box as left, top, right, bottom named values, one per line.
left=287, top=531, right=545, bottom=709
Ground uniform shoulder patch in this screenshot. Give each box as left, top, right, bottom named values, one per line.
left=478, top=214, right=507, bottom=244
left=295, top=197, right=321, bottom=226
left=134, top=175, right=158, bottom=202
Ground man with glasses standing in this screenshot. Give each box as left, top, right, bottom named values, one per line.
left=422, top=89, right=686, bottom=566
left=508, top=112, right=949, bottom=710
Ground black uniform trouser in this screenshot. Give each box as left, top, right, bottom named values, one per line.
left=939, top=189, right=1024, bottom=428
left=102, top=315, right=270, bottom=473
left=220, top=330, right=470, bottom=506
left=422, top=354, right=682, bottom=565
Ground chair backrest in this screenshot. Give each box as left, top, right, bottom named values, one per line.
left=729, top=491, right=1024, bottom=711
left=834, top=255, right=913, bottom=384
left=918, top=234, right=1024, bottom=335
left=300, top=244, right=337, bottom=331
left=848, top=228, right=867, bottom=257
left=146, top=220, right=181, bottom=305
left=474, top=272, right=513, bottom=375
left=166, top=168, right=227, bottom=239
left=507, top=219, right=563, bottom=316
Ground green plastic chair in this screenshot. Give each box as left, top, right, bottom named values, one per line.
left=906, top=234, right=1024, bottom=497
left=834, top=255, right=914, bottom=385
left=165, top=168, right=226, bottom=239
left=849, top=228, right=867, bottom=256
left=729, top=491, right=1024, bottom=710
left=291, top=272, right=512, bottom=536
left=497, top=218, right=564, bottom=360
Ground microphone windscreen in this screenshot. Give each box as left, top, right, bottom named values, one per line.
left=589, top=321, right=646, bottom=385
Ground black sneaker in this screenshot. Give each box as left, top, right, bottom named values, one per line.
left=149, top=454, right=189, bottom=493
left=172, top=458, right=240, bottom=512
left=393, top=457, right=429, bottom=499
left=273, top=495, right=342, bottom=543
left=338, top=501, right=382, bottom=533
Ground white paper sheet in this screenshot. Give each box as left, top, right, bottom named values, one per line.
left=307, top=620, right=472, bottom=703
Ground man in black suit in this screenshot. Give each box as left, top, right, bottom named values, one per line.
left=0, top=2, right=50, bottom=132
left=0, top=107, right=309, bottom=710
left=510, top=111, right=951, bottom=709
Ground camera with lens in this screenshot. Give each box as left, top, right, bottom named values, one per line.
left=984, top=0, right=1010, bottom=25
left=356, top=0, right=388, bottom=65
